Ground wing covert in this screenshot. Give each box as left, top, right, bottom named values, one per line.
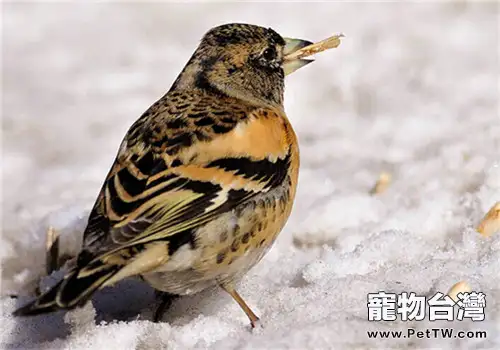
left=82, top=95, right=296, bottom=260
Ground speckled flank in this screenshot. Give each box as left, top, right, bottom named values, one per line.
left=142, top=114, right=299, bottom=295
left=143, top=171, right=297, bottom=295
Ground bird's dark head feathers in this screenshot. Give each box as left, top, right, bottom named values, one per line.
left=171, top=23, right=289, bottom=107
left=203, top=23, right=286, bottom=48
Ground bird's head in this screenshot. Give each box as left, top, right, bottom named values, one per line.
left=170, top=23, right=314, bottom=107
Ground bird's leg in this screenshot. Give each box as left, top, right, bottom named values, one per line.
left=220, top=284, right=260, bottom=328
left=153, top=290, right=179, bottom=322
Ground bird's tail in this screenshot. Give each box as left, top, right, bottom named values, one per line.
left=13, top=261, right=120, bottom=316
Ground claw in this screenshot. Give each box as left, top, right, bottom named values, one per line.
left=220, top=284, right=260, bottom=329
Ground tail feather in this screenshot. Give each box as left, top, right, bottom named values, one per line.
left=12, top=279, right=64, bottom=316
left=13, top=243, right=170, bottom=317
left=13, top=264, right=119, bottom=317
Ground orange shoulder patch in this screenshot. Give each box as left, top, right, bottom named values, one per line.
left=181, top=108, right=295, bottom=164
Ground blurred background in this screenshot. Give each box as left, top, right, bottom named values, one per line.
left=2, top=2, right=499, bottom=349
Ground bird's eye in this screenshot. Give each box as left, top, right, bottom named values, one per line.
left=262, top=47, right=277, bottom=61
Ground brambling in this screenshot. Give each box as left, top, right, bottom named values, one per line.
left=14, top=23, right=328, bottom=328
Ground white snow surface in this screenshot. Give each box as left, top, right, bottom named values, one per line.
left=2, top=2, right=500, bottom=349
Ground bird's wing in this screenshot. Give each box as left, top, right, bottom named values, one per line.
left=81, top=92, right=296, bottom=271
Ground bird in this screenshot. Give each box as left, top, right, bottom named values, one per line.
left=13, top=23, right=317, bottom=328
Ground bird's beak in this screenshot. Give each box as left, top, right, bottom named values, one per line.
left=283, top=38, right=315, bottom=76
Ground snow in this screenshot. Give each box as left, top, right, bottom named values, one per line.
left=2, top=2, right=499, bottom=349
